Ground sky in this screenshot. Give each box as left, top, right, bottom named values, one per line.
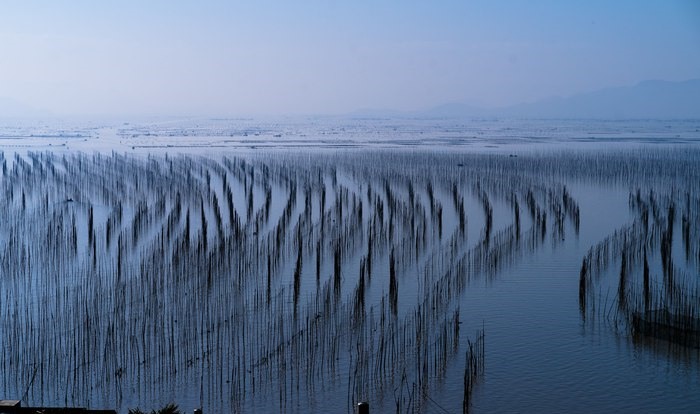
left=0, top=0, right=699, bottom=116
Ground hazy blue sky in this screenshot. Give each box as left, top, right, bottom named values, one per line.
left=1, top=1, right=699, bottom=116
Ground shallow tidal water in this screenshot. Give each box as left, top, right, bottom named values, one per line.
left=0, top=118, right=698, bottom=413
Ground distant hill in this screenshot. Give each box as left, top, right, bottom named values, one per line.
left=415, top=102, right=490, bottom=118
left=499, top=79, right=700, bottom=119
left=352, top=79, right=700, bottom=120
left=346, top=107, right=412, bottom=119
left=0, top=96, right=50, bottom=118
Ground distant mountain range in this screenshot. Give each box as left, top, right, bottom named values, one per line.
left=3, top=79, right=699, bottom=120
left=352, top=79, right=700, bottom=120
left=0, top=96, right=50, bottom=118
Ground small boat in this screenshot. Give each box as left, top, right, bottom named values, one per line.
left=632, top=309, right=700, bottom=348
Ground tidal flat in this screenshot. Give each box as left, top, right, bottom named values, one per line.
left=0, top=118, right=699, bottom=413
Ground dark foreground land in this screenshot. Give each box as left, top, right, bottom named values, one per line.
left=0, top=400, right=115, bottom=414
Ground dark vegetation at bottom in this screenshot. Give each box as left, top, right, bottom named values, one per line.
left=128, top=404, right=181, bottom=414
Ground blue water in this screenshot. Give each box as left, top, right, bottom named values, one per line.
left=0, top=118, right=698, bottom=413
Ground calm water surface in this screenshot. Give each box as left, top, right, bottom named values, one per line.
left=0, top=118, right=698, bottom=413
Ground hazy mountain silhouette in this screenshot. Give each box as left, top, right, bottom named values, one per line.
left=0, top=96, right=51, bottom=118
left=500, top=79, right=700, bottom=119
left=352, top=79, right=700, bottom=119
